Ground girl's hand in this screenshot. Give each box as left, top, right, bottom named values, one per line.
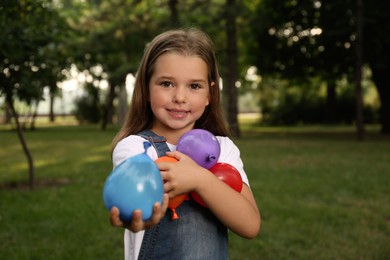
left=157, top=151, right=209, bottom=198
left=109, top=193, right=169, bottom=232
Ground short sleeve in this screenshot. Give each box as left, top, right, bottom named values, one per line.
left=112, top=135, right=159, bottom=168
left=216, top=136, right=249, bottom=187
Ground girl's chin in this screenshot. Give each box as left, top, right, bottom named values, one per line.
left=161, top=122, right=195, bottom=132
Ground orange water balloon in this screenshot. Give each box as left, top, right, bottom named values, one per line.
left=155, top=156, right=188, bottom=219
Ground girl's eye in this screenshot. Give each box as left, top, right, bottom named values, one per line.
left=161, top=81, right=173, bottom=87
left=190, top=83, right=201, bottom=90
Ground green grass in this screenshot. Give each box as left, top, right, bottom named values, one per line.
left=1, top=122, right=390, bottom=259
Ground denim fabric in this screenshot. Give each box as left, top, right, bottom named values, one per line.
left=138, top=130, right=169, bottom=157
left=137, top=130, right=228, bottom=260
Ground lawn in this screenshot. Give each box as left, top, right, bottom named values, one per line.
left=1, top=121, right=389, bottom=259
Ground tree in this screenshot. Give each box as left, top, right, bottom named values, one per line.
left=250, top=0, right=390, bottom=133
left=224, top=0, right=240, bottom=137
left=0, top=0, right=71, bottom=188
left=63, top=0, right=246, bottom=132
left=62, top=0, right=173, bottom=129
left=354, top=0, right=364, bottom=139
left=252, top=1, right=354, bottom=114
left=363, top=0, right=390, bottom=134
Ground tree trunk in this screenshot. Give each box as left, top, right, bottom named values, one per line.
left=49, top=91, right=55, bottom=122
left=362, top=0, right=389, bottom=134
left=371, top=65, right=390, bottom=134
left=355, top=0, right=365, bottom=139
left=326, top=81, right=336, bottom=123
left=117, top=84, right=128, bottom=126
left=30, top=101, right=39, bottom=130
left=225, top=0, right=240, bottom=137
left=6, top=94, right=35, bottom=189
left=168, top=0, right=179, bottom=27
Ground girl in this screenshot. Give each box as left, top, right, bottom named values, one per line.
left=109, top=28, right=260, bottom=260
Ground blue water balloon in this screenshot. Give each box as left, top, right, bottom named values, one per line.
left=103, top=142, right=164, bottom=222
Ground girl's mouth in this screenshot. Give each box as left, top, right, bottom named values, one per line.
left=167, top=109, right=189, bottom=119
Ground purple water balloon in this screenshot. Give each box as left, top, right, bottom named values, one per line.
left=176, top=129, right=220, bottom=169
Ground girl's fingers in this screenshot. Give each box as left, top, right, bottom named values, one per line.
left=162, top=180, right=173, bottom=193
left=145, top=203, right=162, bottom=228
left=110, top=194, right=169, bottom=232
left=109, top=207, right=124, bottom=227
left=166, top=151, right=183, bottom=161
left=156, top=162, right=171, bottom=171
left=144, top=194, right=169, bottom=228
left=129, top=210, right=144, bottom=232
left=160, top=193, right=169, bottom=213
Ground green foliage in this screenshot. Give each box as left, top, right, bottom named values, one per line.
left=0, top=0, right=72, bottom=121
left=73, top=83, right=102, bottom=124
left=248, top=0, right=389, bottom=132
left=62, top=0, right=173, bottom=86
left=0, top=124, right=389, bottom=259
left=259, top=76, right=379, bottom=125
left=259, top=78, right=323, bottom=125
left=250, top=0, right=355, bottom=79
left=0, top=0, right=386, bottom=130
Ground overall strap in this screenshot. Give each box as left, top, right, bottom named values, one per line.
left=137, top=130, right=170, bottom=157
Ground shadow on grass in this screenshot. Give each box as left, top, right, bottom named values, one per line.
left=0, top=177, right=72, bottom=191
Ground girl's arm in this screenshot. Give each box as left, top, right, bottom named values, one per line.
left=195, top=173, right=260, bottom=238
left=159, top=151, right=261, bottom=239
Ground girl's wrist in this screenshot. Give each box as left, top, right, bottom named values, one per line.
left=193, top=167, right=218, bottom=194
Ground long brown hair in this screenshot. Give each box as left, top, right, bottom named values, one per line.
left=112, top=28, right=230, bottom=150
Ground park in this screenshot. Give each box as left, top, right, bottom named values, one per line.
left=1, top=0, right=390, bottom=259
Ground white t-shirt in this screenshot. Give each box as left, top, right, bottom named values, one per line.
left=112, top=135, right=249, bottom=260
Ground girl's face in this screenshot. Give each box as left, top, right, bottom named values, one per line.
left=149, top=52, right=210, bottom=137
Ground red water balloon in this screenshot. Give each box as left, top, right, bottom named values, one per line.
left=210, top=163, right=243, bottom=192
left=191, top=162, right=243, bottom=207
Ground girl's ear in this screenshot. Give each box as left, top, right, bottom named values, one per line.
left=207, top=82, right=215, bottom=106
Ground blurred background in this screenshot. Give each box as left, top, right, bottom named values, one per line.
left=1, top=0, right=389, bottom=136
left=1, top=1, right=389, bottom=259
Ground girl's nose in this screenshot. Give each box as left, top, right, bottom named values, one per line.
left=173, top=86, right=187, bottom=103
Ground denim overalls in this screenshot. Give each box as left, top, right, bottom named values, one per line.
left=137, top=130, right=228, bottom=260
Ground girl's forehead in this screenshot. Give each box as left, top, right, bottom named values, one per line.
left=156, top=52, right=202, bottom=62
left=153, top=53, right=208, bottom=77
